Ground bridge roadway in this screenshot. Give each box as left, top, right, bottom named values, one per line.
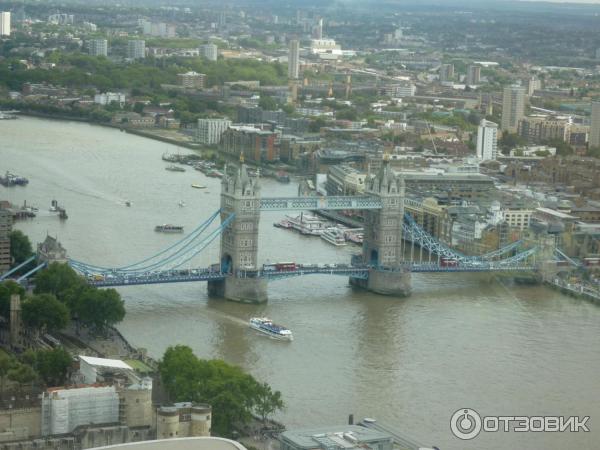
left=86, top=262, right=536, bottom=287
left=260, top=196, right=382, bottom=211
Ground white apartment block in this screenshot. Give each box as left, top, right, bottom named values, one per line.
left=94, top=92, right=126, bottom=106
left=0, top=12, right=11, bottom=36
left=197, top=118, right=231, bottom=145
left=476, top=119, right=498, bottom=160
left=200, top=43, right=218, bottom=61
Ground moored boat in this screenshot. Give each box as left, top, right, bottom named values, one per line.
left=155, top=224, right=184, bottom=233
left=249, top=317, right=293, bottom=341
left=286, top=213, right=329, bottom=235
left=191, top=184, right=207, bottom=189
left=321, top=228, right=347, bottom=246
left=166, top=165, right=186, bottom=172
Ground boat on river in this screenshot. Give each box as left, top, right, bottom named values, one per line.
left=166, top=165, right=186, bottom=172
left=155, top=224, right=184, bottom=233
left=321, top=228, right=347, bottom=246
left=249, top=317, right=293, bottom=341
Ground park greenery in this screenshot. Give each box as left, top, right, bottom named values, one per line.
left=0, top=52, right=287, bottom=92
left=159, top=345, right=284, bottom=437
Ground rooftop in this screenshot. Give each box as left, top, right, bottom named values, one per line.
left=92, top=437, right=247, bottom=450
left=79, top=355, right=133, bottom=370
left=280, top=425, right=392, bottom=450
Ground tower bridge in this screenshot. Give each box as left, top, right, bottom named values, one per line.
left=2, top=159, right=565, bottom=303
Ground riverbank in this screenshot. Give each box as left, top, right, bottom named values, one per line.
left=15, top=110, right=205, bottom=151
left=15, top=110, right=301, bottom=178
left=545, top=277, right=600, bottom=304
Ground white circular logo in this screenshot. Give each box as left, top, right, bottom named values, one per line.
left=450, top=408, right=482, bottom=440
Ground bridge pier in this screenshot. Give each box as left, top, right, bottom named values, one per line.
left=350, top=269, right=411, bottom=297
left=208, top=276, right=268, bottom=304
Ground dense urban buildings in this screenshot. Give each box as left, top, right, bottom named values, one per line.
left=501, top=85, right=526, bottom=133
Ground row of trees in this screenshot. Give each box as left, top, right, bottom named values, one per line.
left=33, top=263, right=126, bottom=332
left=0, top=263, right=125, bottom=338
left=159, top=345, right=284, bottom=437
left=0, top=52, right=287, bottom=93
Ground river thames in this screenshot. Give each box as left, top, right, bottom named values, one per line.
left=2, top=117, right=599, bottom=449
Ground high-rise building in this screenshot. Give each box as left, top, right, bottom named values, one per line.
left=501, top=85, right=526, bottom=133
left=476, top=119, right=498, bottom=160
left=0, top=207, right=11, bottom=273
left=312, top=18, right=323, bottom=39
left=288, top=39, right=300, bottom=80
left=197, top=118, right=232, bottom=145
left=200, top=43, right=218, bottom=61
left=590, top=101, right=600, bottom=149
left=525, top=76, right=541, bottom=96
left=88, top=39, right=108, bottom=57
left=466, top=65, right=481, bottom=85
left=127, top=40, right=145, bottom=60
left=177, top=71, right=206, bottom=89
left=0, top=11, right=10, bottom=36
left=439, top=63, right=454, bottom=82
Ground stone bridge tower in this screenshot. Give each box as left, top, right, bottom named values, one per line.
left=207, top=158, right=268, bottom=303
left=351, top=158, right=411, bottom=296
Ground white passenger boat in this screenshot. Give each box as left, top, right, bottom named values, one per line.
left=249, top=317, right=293, bottom=341
left=320, top=228, right=347, bottom=246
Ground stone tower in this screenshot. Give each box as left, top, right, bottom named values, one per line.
left=207, top=157, right=268, bottom=303
left=351, top=157, right=411, bottom=296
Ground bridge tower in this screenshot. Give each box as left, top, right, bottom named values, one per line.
left=351, top=158, right=411, bottom=296
left=207, top=157, right=268, bottom=303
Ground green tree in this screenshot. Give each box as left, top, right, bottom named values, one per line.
left=22, top=293, right=70, bottom=332
left=0, top=353, right=16, bottom=398
left=7, top=363, right=37, bottom=395
left=0, top=280, right=25, bottom=318
left=546, top=138, right=573, bottom=156
left=309, top=117, right=327, bottom=132
left=30, top=348, right=72, bottom=387
left=159, top=345, right=279, bottom=437
left=9, top=230, right=33, bottom=266
left=34, top=262, right=85, bottom=301
left=254, top=382, right=284, bottom=424
left=499, top=132, right=526, bottom=154
left=258, top=95, right=277, bottom=111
